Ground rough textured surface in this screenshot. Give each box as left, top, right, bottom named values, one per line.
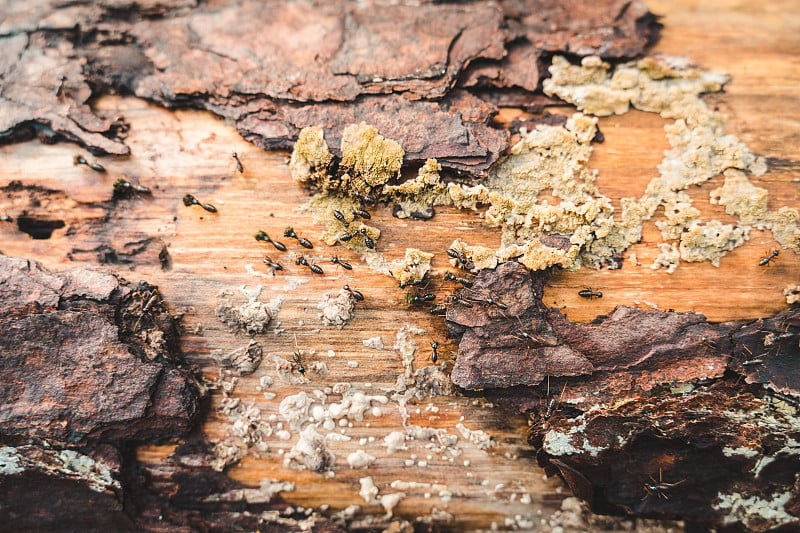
left=0, top=0, right=660, bottom=175
left=0, top=444, right=135, bottom=532
left=0, top=254, right=200, bottom=444
left=0, top=255, right=357, bottom=532
left=449, top=262, right=800, bottom=529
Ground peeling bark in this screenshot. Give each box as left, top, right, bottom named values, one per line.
left=0, top=255, right=199, bottom=443
left=0, top=255, right=356, bottom=532
left=0, top=0, right=660, bottom=175
left=448, top=262, right=800, bottom=529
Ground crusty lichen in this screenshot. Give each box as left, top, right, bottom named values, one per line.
left=447, top=238, right=498, bottom=272
left=289, top=126, right=334, bottom=188
left=215, top=288, right=282, bottom=335
left=783, top=285, right=800, bottom=305
left=445, top=114, right=613, bottom=271
left=384, top=158, right=448, bottom=218
left=542, top=55, right=730, bottom=120
left=340, top=123, right=405, bottom=191
left=0, top=446, right=121, bottom=493
left=445, top=54, right=795, bottom=272
left=292, top=56, right=796, bottom=274
left=317, top=288, right=356, bottom=328
left=388, top=248, right=434, bottom=287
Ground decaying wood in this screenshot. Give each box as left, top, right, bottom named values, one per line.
left=0, top=0, right=660, bottom=174
left=0, top=255, right=200, bottom=443
left=448, top=262, right=800, bottom=530
left=1, top=0, right=799, bottom=531
left=0, top=255, right=358, bottom=531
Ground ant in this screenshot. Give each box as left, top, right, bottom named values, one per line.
left=400, top=274, right=430, bottom=289
left=293, top=334, right=306, bottom=375
left=113, top=178, right=151, bottom=199
left=578, top=289, right=603, bottom=299
left=333, top=210, right=349, bottom=227
left=407, top=293, right=436, bottom=305
left=284, top=227, right=313, bottom=249
left=449, top=294, right=474, bottom=308
left=431, top=341, right=439, bottom=363
left=338, top=231, right=358, bottom=242
left=232, top=152, right=244, bottom=173
left=354, top=193, right=376, bottom=207
left=254, top=231, right=287, bottom=251
left=133, top=287, right=162, bottom=331
left=293, top=352, right=306, bottom=375
left=361, top=228, right=375, bottom=249
left=262, top=257, right=284, bottom=272
left=447, top=248, right=468, bottom=264
left=352, top=209, right=371, bottom=220
left=429, top=305, right=447, bottom=316
left=759, top=249, right=780, bottom=267
left=55, top=75, right=66, bottom=97
left=642, top=469, right=685, bottom=501
left=73, top=154, right=106, bottom=173
left=330, top=257, right=352, bottom=270
left=343, top=284, right=364, bottom=301
left=296, top=256, right=324, bottom=275
left=443, top=272, right=473, bottom=287
left=462, top=288, right=508, bottom=309
left=543, top=382, right=567, bottom=421
left=182, top=194, right=217, bottom=213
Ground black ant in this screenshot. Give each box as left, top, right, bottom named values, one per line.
left=263, top=257, right=284, bottom=272
left=293, top=352, right=306, bottom=375
left=55, top=75, right=66, bottom=97
left=352, top=209, right=371, bottom=220
left=343, top=284, right=364, bottom=301
left=338, top=231, right=358, bottom=242
left=400, top=274, right=430, bottom=289
left=642, top=470, right=685, bottom=501
left=759, top=249, right=779, bottom=267
left=462, top=288, right=508, bottom=309
left=284, top=227, right=313, bottom=249
left=292, top=335, right=306, bottom=375
left=544, top=398, right=556, bottom=420
left=232, top=152, right=244, bottom=173
left=73, top=154, right=106, bottom=173
left=133, top=288, right=162, bottom=331
left=254, top=231, right=287, bottom=251
left=578, top=289, right=603, bottom=299
left=296, top=256, right=324, bottom=274
left=449, top=294, right=473, bottom=308
left=361, top=228, right=375, bottom=249
left=407, top=293, right=436, bottom=305
left=113, top=178, right=151, bottom=199
left=182, top=194, right=217, bottom=213
left=447, top=248, right=468, bottom=264
left=543, top=382, right=567, bottom=421
left=330, top=257, right=352, bottom=270
left=333, top=210, right=349, bottom=227
left=354, top=193, right=376, bottom=206
left=475, top=296, right=507, bottom=309
left=443, top=272, right=473, bottom=288
left=431, top=341, right=439, bottom=363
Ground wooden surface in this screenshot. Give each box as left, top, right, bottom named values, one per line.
left=0, top=1, right=798, bottom=530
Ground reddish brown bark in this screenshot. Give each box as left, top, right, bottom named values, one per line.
left=447, top=262, right=800, bottom=529
left=0, top=0, right=660, bottom=175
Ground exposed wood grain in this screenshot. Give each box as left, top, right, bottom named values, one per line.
left=0, top=1, right=798, bottom=530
